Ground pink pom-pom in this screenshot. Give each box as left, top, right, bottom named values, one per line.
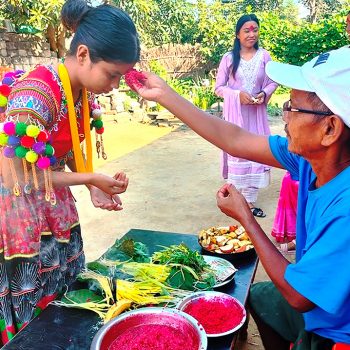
left=37, top=157, right=50, bottom=169
left=3, top=121, right=16, bottom=135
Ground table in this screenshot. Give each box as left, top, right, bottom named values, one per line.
left=3, top=229, right=259, bottom=350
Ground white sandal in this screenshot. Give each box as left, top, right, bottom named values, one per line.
left=279, top=240, right=296, bottom=254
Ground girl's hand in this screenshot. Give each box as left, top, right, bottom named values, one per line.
left=90, top=173, right=128, bottom=195
left=134, top=72, right=173, bottom=103
left=239, top=91, right=254, bottom=105
left=254, top=91, right=266, bottom=105
left=90, top=186, right=123, bottom=211
left=113, top=172, right=129, bottom=194
left=216, top=183, right=254, bottom=226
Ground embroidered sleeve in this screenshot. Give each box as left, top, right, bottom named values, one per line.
left=6, top=77, right=59, bottom=128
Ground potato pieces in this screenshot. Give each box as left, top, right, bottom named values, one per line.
left=198, top=226, right=254, bottom=254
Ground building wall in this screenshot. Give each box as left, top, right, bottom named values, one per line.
left=0, top=32, right=57, bottom=71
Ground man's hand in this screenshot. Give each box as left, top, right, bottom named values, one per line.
left=216, top=183, right=254, bottom=226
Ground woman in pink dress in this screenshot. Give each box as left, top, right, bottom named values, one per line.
left=215, top=14, right=277, bottom=218
left=272, top=171, right=298, bottom=252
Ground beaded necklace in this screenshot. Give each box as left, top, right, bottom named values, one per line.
left=58, top=63, right=93, bottom=172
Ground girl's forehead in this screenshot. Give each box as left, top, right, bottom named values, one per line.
left=241, top=21, right=258, bottom=29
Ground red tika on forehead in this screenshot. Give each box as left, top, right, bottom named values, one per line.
left=248, top=25, right=256, bottom=31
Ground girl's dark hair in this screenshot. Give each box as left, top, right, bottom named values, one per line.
left=61, top=0, right=140, bottom=63
left=231, top=14, right=259, bottom=78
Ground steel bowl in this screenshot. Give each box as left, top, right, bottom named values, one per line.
left=177, top=291, right=246, bottom=337
left=90, top=307, right=207, bottom=350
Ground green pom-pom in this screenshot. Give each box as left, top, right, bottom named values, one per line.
left=26, top=125, right=40, bottom=138
left=15, top=145, right=28, bottom=158
left=15, top=122, right=28, bottom=136
left=0, top=133, right=9, bottom=146
left=45, top=144, right=54, bottom=156
left=25, top=150, right=38, bottom=163
left=93, top=119, right=103, bottom=129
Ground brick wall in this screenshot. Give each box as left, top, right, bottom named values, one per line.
left=0, top=32, right=57, bottom=71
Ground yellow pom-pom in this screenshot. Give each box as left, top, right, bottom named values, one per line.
left=25, top=150, right=38, bottom=163
left=0, top=95, right=7, bottom=108
left=0, top=133, right=9, bottom=146
left=26, top=125, right=40, bottom=138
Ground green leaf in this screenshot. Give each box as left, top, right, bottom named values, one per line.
left=60, top=289, right=104, bottom=304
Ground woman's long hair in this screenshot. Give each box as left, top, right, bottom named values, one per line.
left=231, top=14, right=259, bottom=78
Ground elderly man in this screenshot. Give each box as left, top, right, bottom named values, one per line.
left=136, top=46, right=350, bottom=349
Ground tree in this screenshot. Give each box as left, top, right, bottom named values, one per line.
left=111, top=0, right=197, bottom=47
left=221, top=0, right=283, bottom=11
left=299, top=0, right=342, bottom=23
left=0, top=0, right=66, bottom=56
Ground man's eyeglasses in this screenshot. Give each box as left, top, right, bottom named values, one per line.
left=283, top=100, right=333, bottom=116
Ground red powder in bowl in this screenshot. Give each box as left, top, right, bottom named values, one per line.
left=183, top=296, right=244, bottom=335
left=108, top=324, right=199, bottom=350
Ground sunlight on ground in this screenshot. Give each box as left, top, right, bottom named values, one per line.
left=93, top=118, right=172, bottom=169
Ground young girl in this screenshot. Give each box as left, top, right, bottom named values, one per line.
left=0, top=0, right=139, bottom=344
left=215, top=14, right=278, bottom=218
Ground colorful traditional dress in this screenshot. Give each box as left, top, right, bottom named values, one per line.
left=215, top=48, right=278, bottom=203
left=0, top=65, right=93, bottom=344
left=272, top=171, right=299, bottom=243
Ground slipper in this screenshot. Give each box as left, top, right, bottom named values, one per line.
left=250, top=207, right=266, bottom=218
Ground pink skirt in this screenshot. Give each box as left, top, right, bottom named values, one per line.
left=271, top=172, right=299, bottom=243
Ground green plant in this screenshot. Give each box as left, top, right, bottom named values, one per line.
left=148, top=60, right=168, bottom=80
left=267, top=103, right=282, bottom=118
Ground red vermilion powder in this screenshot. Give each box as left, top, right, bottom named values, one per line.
left=124, top=69, right=146, bottom=91
left=183, top=296, right=244, bottom=334
left=108, top=324, right=199, bottom=350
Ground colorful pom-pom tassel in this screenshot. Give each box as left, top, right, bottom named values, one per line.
left=1, top=77, right=14, bottom=87
left=0, top=133, right=8, bottom=146
left=96, top=127, right=104, bottom=135
left=49, top=155, right=57, bottom=166
left=37, top=130, right=49, bottom=142
left=0, top=95, right=7, bottom=108
left=93, top=120, right=103, bottom=129
left=37, top=157, right=50, bottom=169
left=8, top=135, right=20, bottom=146
left=15, top=145, right=28, bottom=158
left=45, top=144, right=54, bottom=156
left=0, top=85, right=11, bottom=97
left=21, top=135, right=35, bottom=148
left=92, top=108, right=102, bottom=119
left=26, top=124, right=40, bottom=138
left=32, top=141, right=46, bottom=155
left=3, top=121, right=15, bottom=135
left=15, top=122, right=27, bottom=136
left=3, top=146, right=15, bottom=158
left=25, top=150, right=38, bottom=163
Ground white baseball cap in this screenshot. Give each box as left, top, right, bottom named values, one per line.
left=266, top=46, right=350, bottom=126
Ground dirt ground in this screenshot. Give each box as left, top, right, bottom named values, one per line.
left=72, top=114, right=291, bottom=350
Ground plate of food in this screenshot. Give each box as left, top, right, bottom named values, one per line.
left=202, top=255, right=237, bottom=288
left=198, top=225, right=255, bottom=261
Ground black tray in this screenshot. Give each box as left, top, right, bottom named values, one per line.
left=201, top=246, right=257, bottom=262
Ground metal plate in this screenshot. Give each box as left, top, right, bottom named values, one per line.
left=203, top=255, right=237, bottom=288
left=90, top=307, right=207, bottom=350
